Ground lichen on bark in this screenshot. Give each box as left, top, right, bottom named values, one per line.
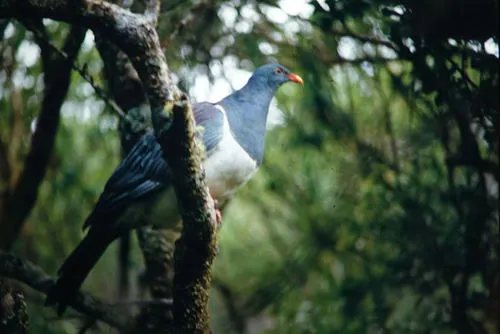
left=159, top=99, right=218, bottom=334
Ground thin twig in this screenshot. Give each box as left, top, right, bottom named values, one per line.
left=333, top=27, right=398, bottom=51
left=448, top=56, right=479, bottom=91
left=24, top=22, right=127, bottom=119
left=112, top=298, right=173, bottom=307
left=0, top=21, right=86, bottom=250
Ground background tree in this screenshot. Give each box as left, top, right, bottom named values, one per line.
left=0, top=0, right=498, bottom=333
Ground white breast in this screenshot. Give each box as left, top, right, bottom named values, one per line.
left=203, top=105, right=258, bottom=199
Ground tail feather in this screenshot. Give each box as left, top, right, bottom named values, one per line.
left=45, top=228, right=115, bottom=315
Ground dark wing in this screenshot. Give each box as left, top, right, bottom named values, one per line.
left=84, top=102, right=224, bottom=230
left=192, top=102, right=224, bottom=155
left=84, top=131, right=169, bottom=229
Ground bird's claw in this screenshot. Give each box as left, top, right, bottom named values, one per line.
left=215, top=208, right=222, bottom=227
left=212, top=198, right=222, bottom=228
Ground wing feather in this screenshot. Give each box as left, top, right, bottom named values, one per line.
left=84, top=102, right=225, bottom=229
left=193, top=102, right=224, bottom=154
left=84, top=132, right=168, bottom=229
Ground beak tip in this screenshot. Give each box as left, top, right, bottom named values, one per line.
left=288, top=73, right=304, bottom=85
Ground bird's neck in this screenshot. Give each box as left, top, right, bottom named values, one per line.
left=219, top=78, right=275, bottom=164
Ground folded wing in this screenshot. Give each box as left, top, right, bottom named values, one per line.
left=83, top=102, right=224, bottom=230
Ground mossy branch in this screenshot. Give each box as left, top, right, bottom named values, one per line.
left=0, top=1, right=218, bottom=332
left=159, top=98, right=218, bottom=333
left=0, top=253, right=129, bottom=331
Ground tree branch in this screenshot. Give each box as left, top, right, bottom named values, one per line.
left=96, top=28, right=177, bottom=328
left=0, top=0, right=179, bottom=126
left=213, top=278, right=245, bottom=334
left=98, top=38, right=143, bottom=106
left=95, top=35, right=146, bottom=304
left=25, top=21, right=128, bottom=120
left=331, top=27, right=398, bottom=51
left=132, top=227, right=178, bottom=331
left=0, top=278, right=29, bottom=334
left=162, top=99, right=218, bottom=333
left=0, top=24, right=86, bottom=250
left=1, top=2, right=218, bottom=332
left=0, top=253, right=129, bottom=331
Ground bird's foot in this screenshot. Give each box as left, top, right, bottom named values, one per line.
left=215, top=208, right=222, bottom=227
left=211, top=198, right=222, bottom=255
left=212, top=198, right=222, bottom=228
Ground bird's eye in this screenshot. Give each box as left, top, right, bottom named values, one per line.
left=274, top=67, right=282, bottom=74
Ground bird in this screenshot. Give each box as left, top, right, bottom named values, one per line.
left=45, top=63, right=303, bottom=313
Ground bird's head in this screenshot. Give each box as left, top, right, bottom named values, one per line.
left=251, top=63, right=304, bottom=90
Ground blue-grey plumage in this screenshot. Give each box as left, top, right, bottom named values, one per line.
left=45, top=63, right=303, bottom=314
left=221, top=63, right=303, bottom=164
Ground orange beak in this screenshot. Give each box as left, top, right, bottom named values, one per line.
left=288, top=73, right=304, bottom=85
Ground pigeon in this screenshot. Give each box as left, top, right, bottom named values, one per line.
left=45, top=63, right=303, bottom=313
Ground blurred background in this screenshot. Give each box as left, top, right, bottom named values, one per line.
left=0, top=0, right=498, bottom=333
